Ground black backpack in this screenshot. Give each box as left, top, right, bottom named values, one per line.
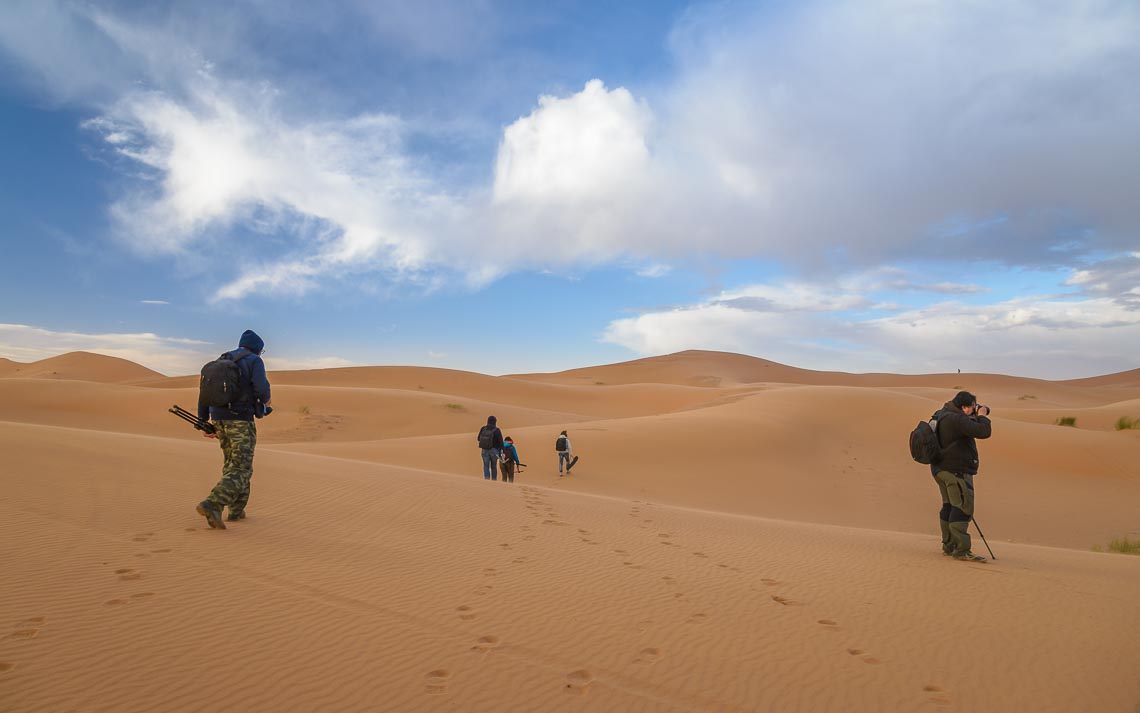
left=909, top=415, right=942, bottom=465
left=477, top=426, right=496, bottom=449
left=199, top=352, right=250, bottom=409
left=555, top=435, right=567, bottom=452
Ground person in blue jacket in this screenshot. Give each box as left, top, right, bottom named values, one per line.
left=500, top=437, right=521, bottom=484
left=195, top=330, right=272, bottom=529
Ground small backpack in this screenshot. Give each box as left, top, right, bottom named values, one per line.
left=908, top=415, right=942, bottom=465
left=199, top=352, right=249, bottom=409
left=478, top=426, right=496, bottom=449
left=555, top=435, right=567, bottom=452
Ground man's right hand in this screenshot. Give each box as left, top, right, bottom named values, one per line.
left=202, top=430, right=217, bottom=439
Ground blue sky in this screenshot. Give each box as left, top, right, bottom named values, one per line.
left=1, top=0, right=1138, bottom=378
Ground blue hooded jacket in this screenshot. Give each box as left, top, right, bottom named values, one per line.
left=198, top=330, right=272, bottom=422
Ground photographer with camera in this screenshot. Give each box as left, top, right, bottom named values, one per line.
left=932, top=391, right=992, bottom=561
left=195, top=329, right=272, bottom=529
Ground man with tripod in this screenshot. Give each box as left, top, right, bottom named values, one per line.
left=932, top=391, right=992, bottom=561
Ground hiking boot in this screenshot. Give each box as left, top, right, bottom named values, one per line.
left=226, top=511, right=246, bottom=522
left=953, top=551, right=985, bottom=562
left=196, top=501, right=226, bottom=530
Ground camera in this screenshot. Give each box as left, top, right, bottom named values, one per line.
left=975, top=404, right=991, bottom=416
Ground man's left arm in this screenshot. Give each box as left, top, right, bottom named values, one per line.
left=251, top=357, right=271, bottom=405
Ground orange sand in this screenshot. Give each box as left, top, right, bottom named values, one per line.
left=2, top=350, right=1138, bottom=712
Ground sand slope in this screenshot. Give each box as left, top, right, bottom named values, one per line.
left=2, top=422, right=1138, bottom=713
left=3, top=349, right=1140, bottom=712
left=0, top=351, right=164, bottom=383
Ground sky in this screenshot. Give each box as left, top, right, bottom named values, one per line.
left=0, top=0, right=1138, bottom=379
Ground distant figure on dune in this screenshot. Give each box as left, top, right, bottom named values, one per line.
left=500, top=436, right=521, bottom=484
left=477, top=415, right=504, bottom=481
left=555, top=430, right=574, bottom=476
left=195, top=329, right=272, bottom=530
left=931, top=391, right=992, bottom=562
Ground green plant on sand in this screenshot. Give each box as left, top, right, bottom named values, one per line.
left=1055, top=416, right=1076, bottom=427
left=1114, top=416, right=1138, bottom=431
left=1094, top=535, right=1140, bottom=555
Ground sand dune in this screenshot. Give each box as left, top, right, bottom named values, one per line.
left=2, top=349, right=1139, bottom=712
left=0, top=351, right=164, bottom=383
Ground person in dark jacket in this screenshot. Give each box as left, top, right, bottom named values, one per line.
left=931, top=390, right=992, bottom=561
left=195, top=330, right=272, bottom=529
left=476, top=415, right=504, bottom=481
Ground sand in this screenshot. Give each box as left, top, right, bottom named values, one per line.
left=2, top=350, right=1138, bottom=712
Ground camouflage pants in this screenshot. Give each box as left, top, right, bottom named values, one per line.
left=934, top=470, right=975, bottom=555
left=206, top=420, right=257, bottom=515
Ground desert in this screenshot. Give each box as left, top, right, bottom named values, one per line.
left=2, top=349, right=1138, bottom=713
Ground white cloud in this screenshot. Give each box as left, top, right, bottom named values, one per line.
left=3, top=0, right=1139, bottom=299
left=602, top=264, right=1140, bottom=379
left=140, top=299, right=170, bottom=305
left=636, top=264, right=673, bottom=278
left=493, top=79, right=651, bottom=204
left=262, top=355, right=356, bottom=371
left=0, top=324, right=210, bottom=375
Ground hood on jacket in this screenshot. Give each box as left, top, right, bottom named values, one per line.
left=239, top=329, right=265, bottom=354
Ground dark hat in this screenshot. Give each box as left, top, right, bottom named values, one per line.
left=239, top=329, right=264, bottom=353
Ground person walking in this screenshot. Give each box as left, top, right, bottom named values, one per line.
left=931, top=391, right=992, bottom=561
left=500, top=436, right=521, bottom=484
left=195, top=329, right=272, bottom=530
left=476, top=415, right=504, bottom=481
left=555, top=430, right=573, bottom=476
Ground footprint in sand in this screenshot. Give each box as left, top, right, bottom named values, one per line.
left=635, top=647, right=663, bottom=663
left=474, top=584, right=494, bottom=596
left=578, top=529, right=590, bottom=535
left=564, top=669, right=594, bottom=696
left=622, top=561, right=643, bottom=569
left=924, top=685, right=952, bottom=706
left=692, top=552, right=708, bottom=558
left=512, top=557, right=529, bottom=564
left=10, top=627, right=39, bottom=639
left=760, top=578, right=780, bottom=586
left=424, top=669, right=451, bottom=695
left=817, top=619, right=839, bottom=628
left=613, top=549, right=628, bottom=555
left=661, top=576, right=675, bottom=583
left=472, top=635, right=500, bottom=652
left=499, top=543, right=512, bottom=550
left=770, top=595, right=798, bottom=606
left=184, top=527, right=197, bottom=532
left=456, top=605, right=477, bottom=621
left=105, top=599, right=129, bottom=607
left=483, top=568, right=498, bottom=577
left=115, top=568, right=143, bottom=582
left=686, top=613, right=708, bottom=624
left=0, top=662, right=13, bottom=672
left=132, top=532, right=155, bottom=542
left=151, top=549, right=172, bottom=554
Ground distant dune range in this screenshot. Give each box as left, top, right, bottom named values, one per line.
left=2, top=350, right=1137, bottom=712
